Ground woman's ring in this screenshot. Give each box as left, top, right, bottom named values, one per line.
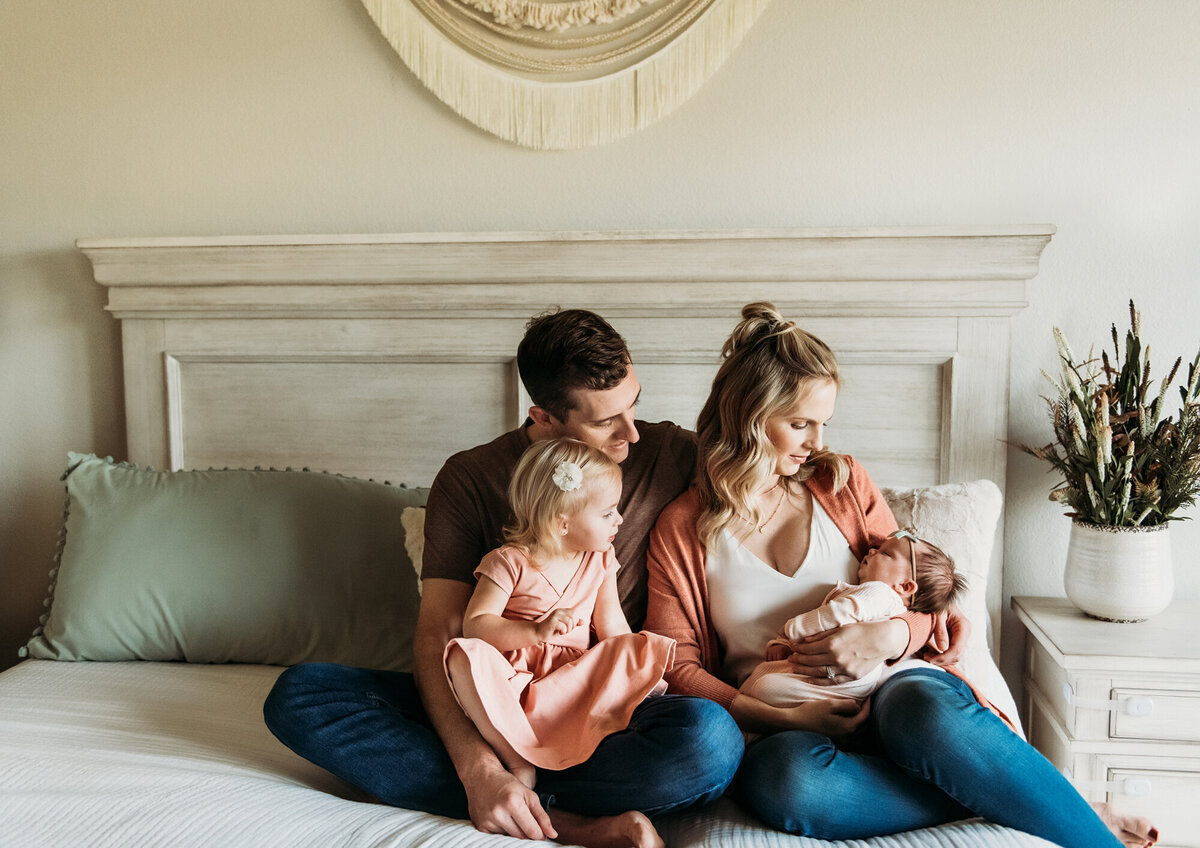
left=825, top=665, right=836, bottom=680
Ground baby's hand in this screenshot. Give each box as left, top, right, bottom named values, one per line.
left=535, top=608, right=581, bottom=642
left=764, top=643, right=792, bottom=662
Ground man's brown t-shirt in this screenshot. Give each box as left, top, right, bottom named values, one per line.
left=422, top=421, right=697, bottom=630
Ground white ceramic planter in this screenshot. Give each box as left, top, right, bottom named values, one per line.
left=1063, top=520, right=1174, bottom=622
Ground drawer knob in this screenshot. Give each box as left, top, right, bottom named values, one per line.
left=1062, top=769, right=1152, bottom=797
left=1061, top=683, right=1154, bottom=716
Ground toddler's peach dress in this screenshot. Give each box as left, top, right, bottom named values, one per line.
left=444, top=545, right=675, bottom=770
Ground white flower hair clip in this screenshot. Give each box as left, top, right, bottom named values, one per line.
left=552, top=460, right=584, bottom=492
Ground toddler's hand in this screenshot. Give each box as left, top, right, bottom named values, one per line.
left=535, top=608, right=581, bottom=642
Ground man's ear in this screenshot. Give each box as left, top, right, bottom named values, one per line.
left=528, top=406, right=556, bottom=428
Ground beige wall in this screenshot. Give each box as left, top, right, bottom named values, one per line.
left=3, top=1, right=1199, bottom=684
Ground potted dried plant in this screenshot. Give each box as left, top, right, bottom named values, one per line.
left=1019, top=301, right=1200, bottom=621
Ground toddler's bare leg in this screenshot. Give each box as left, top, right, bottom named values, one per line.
left=445, top=650, right=537, bottom=789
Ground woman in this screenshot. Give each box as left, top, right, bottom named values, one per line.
left=644, top=302, right=1157, bottom=848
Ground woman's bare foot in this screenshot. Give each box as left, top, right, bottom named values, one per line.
left=549, top=809, right=664, bottom=848
left=1092, top=802, right=1159, bottom=847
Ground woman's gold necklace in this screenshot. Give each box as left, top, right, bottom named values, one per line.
left=757, top=485, right=788, bottom=533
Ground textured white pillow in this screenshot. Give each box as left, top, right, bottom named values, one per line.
left=882, top=479, right=1021, bottom=732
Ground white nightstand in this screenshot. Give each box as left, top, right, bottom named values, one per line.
left=1012, top=596, right=1200, bottom=848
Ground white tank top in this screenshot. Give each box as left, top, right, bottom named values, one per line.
left=707, top=499, right=859, bottom=686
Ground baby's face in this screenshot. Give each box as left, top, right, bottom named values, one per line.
left=859, top=536, right=916, bottom=588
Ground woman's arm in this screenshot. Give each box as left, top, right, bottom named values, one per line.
left=643, top=494, right=740, bottom=709
left=462, top=575, right=580, bottom=650
left=645, top=555, right=737, bottom=707
left=591, top=564, right=632, bottom=641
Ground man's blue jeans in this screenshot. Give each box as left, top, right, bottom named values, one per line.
left=736, top=668, right=1122, bottom=847
left=263, top=662, right=743, bottom=819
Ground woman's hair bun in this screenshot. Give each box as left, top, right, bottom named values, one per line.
left=740, top=301, right=784, bottom=325
left=723, top=301, right=791, bottom=357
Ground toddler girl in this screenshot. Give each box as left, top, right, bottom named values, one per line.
left=444, top=437, right=675, bottom=789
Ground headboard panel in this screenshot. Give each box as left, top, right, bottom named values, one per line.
left=80, top=227, right=1054, bottom=630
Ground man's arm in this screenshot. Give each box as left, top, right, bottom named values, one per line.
left=413, top=578, right=555, bottom=840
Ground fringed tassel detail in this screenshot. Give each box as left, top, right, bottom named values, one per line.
left=360, top=0, right=772, bottom=150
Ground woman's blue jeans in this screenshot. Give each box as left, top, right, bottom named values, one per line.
left=263, top=662, right=743, bottom=819
left=736, top=668, right=1122, bottom=848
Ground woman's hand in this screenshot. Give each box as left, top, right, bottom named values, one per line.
left=730, top=692, right=868, bottom=739
left=924, top=604, right=971, bottom=666
left=788, top=619, right=907, bottom=679
left=535, top=608, right=581, bottom=642
left=791, top=699, right=870, bottom=741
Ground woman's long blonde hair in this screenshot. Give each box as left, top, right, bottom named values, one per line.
left=504, top=437, right=622, bottom=563
left=696, top=302, right=848, bottom=548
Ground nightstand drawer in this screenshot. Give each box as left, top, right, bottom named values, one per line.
left=1110, top=687, right=1200, bottom=742
left=1103, top=764, right=1200, bottom=848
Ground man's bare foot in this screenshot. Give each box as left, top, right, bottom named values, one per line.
left=1092, top=802, right=1159, bottom=847
left=549, top=809, right=664, bottom=848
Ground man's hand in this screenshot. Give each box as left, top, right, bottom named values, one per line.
left=464, top=761, right=557, bottom=841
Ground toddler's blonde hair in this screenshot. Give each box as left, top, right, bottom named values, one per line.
left=504, top=437, right=622, bottom=562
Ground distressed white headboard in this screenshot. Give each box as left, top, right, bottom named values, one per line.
left=79, top=227, right=1054, bottom=632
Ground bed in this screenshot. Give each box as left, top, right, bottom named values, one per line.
left=3, top=227, right=1059, bottom=847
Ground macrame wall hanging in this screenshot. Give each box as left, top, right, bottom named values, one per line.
left=360, top=0, right=773, bottom=150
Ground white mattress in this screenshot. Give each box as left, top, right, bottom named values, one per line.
left=0, top=660, right=1051, bottom=848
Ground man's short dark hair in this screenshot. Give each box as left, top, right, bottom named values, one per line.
left=517, top=308, right=630, bottom=423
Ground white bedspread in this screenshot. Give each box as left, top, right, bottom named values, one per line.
left=0, top=661, right=1051, bottom=848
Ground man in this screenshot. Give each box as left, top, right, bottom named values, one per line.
left=265, top=309, right=743, bottom=848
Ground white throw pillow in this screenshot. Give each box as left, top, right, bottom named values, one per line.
left=882, top=479, right=1021, bottom=732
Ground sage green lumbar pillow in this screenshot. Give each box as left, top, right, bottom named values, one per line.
left=23, top=454, right=428, bottom=671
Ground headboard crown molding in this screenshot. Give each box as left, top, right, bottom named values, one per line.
left=80, top=227, right=1055, bottom=319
